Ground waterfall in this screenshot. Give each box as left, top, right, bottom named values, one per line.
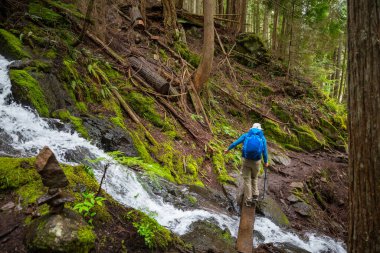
left=0, top=55, right=346, bottom=253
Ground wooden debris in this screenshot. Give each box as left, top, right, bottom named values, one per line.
left=129, top=6, right=145, bottom=30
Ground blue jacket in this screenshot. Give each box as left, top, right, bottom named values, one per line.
left=227, top=128, right=268, bottom=163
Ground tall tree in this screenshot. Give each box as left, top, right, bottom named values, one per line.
left=193, top=0, right=215, bottom=91
left=347, top=0, right=380, bottom=252
left=162, top=0, right=178, bottom=31
left=271, top=1, right=279, bottom=52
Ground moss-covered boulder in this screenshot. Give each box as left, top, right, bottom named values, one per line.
left=25, top=209, right=95, bottom=253
left=294, top=125, right=325, bottom=151
left=235, top=33, right=269, bottom=68
left=262, top=119, right=299, bottom=148
left=9, top=69, right=49, bottom=117
left=181, top=220, right=237, bottom=253
left=257, top=196, right=290, bottom=228
left=0, top=29, right=30, bottom=60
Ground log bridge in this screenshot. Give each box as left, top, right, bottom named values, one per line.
left=236, top=200, right=257, bottom=253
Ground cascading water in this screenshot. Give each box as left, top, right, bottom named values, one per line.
left=0, top=55, right=346, bottom=253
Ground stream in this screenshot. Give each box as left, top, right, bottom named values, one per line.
left=0, top=55, right=346, bottom=253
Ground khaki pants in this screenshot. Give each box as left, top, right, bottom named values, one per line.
left=242, top=158, right=261, bottom=201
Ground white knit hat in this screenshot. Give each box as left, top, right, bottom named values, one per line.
left=252, top=123, right=262, bottom=130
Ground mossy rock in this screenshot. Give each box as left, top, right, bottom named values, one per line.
left=294, top=125, right=325, bottom=151
left=9, top=69, right=49, bottom=117
left=52, top=109, right=89, bottom=139
left=262, top=119, right=299, bottom=148
left=235, top=33, right=269, bottom=68
left=271, top=104, right=293, bottom=124
left=28, top=2, right=63, bottom=25
left=257, top=196, right=290, bottom=227
left=25, top=209, right=95, bottom=253
left=0, top=29, right=30, bottom=59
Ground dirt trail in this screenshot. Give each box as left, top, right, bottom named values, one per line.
left=262, top=148, right=348, bottom=242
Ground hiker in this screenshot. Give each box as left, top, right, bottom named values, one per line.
left=225, top=123, right=269, bottom=206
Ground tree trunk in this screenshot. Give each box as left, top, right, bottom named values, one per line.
left=333, top=39, right=343, bottom=98
left=216, top=0, right=223, bottom=14
left=271, top=1, right=279, bottom=52
left=338, top=44, right=347, bottom=102
left=263, top=4, right=269, bottom=43
left=286, top=1, right=295, bottom=76
left=176, top=0, right=184, bottom=9
left=193, top=0, right=215, bottom=92
left=347, top=0, right=380, bottom=252
left=239, top=0, right=248, bottom=33
left=254, top=0, right=260, bottom=34
left=162, top=0, right=177, bottom=32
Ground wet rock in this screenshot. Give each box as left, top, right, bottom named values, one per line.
left=0, top=129, right=22, bottom=157
left=253, top=230, right=265, bottom=244
left=271, top=151, right=291, bottom=166
left=25, top=209, right=96, bottom=253
left=290, top=182, right=304, bottom=189
left=276, top=242, right=312, bottom=253
left=287, top=194, right=300, bottom=203
left=8, top=59, right=33, bottom=69
left=222, top=171, right=244, bottom=212
left=35, top=147, right=69, bottom=188
left=257, top=196, right=290, bottom=227
left=82, top=117, right=137, bottom=157
left=181, top=220, right=237, bottom=253
left=1, top=201, right=15, bottom=211
left=292, top=202, right=312, bottom=217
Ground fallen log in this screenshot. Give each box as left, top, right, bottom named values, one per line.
left=129, top=6, right=145, bottom=30
left=128, top=56, right=170, bottom=94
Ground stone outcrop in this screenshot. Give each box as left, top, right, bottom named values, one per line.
left=25, top=209, right=95, bottom=253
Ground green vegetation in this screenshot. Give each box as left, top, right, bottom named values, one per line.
left=29, top=2, right=62, bottom=24
left=0, top=29, right=30, bottom=59
left=53, top=109, right=89, bottom=139
left=9, top=70, right=49, bottom=117
left=294, top=125, right=325, bottom=151
left=263, top=119, right=299, bottom=147
left=77, top=226, right=97, bottom=247
left=125, top=210, right=172, bottom=249
left=73, top=192, right=106, bottom=225
left=174, top=41, right=201, bottom=67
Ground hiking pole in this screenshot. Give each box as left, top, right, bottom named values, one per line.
left=261, top=167, right=268, bottom=200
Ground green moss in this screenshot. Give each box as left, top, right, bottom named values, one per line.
left=53, top=109, right=89, bottom=139
left=29, top=2, right=62, bottom=24
left=174, top=42, right=200, bottom=67
left=44, top=49, right=57, bottom=59
left=294, top=125, right=325, bottom=151
left=262, top=119, right=299, bottom=147
left=77, top=226, right=96, bottom=245
left=252, top=81, right=274, bottom=96
left=212, top=152, right=235, bottom=185
left=43, top=0, right=87, bottom=20
left=124, top=92, right=173, bottom=130
left=0, top=29, right=30, bottom=59
left=271, top=104, right=293, bottom=123
left=103, top=99, right=125, bottom=129
left=128, top=130, right=155, bottom=164
left=76, top=102, right=88, bottom=113
left=125, top=210, right=172, bottom=249
left=284, top=144, right=304, bottom=152
left=159, top=49, right=169, bottom=62
left=9, top=70, right=49, bottom=117
left=0, top=157, right=38, bottom=190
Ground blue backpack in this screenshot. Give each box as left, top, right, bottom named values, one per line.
left=243, top=134, right=263, bottom=160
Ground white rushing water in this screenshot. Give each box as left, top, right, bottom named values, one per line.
left=0, top=55, right=346, bottom=253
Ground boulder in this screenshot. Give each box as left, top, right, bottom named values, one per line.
left=234, top=33, right=269, bottom=68
left=290, top=182, right=304, bottom=189
left=222, top=171, right=244, bottom=212
left=287, top=194, right=300, bottom=203
left=25, top=209, right=96, bottom=253
left=257, top=196, right=290, bottom=227
left=35, top=147, right=69, bottom=188
left=1, top=201, right=15, bottom=211
left=271, top=151, right=291, bottom=166
left=292, top=202, right=312, bottom=217
left=181, top=220, right=237, bottom=253
left=82, top=117, right=137, bottom=157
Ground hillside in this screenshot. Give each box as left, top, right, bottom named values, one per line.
left=0, top=0, right=348, bottom=252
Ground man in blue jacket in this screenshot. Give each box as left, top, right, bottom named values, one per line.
left=225, top=123, right=269, bottom=206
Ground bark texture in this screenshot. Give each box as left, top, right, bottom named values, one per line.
left=347, top=0, right=380, bottom=252
left=162, top=0, right=177, bottom=30
left=193, top=0, right=215, bottom=91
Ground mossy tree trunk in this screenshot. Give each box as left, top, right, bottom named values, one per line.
left=347, top=0, right=380, bottom=252
left=192, top=0, right=215, bottom=92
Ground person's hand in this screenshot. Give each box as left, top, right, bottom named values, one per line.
left=264, top=162, right=269, bottom=167
left=224, top=149, right=229, bottom=154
